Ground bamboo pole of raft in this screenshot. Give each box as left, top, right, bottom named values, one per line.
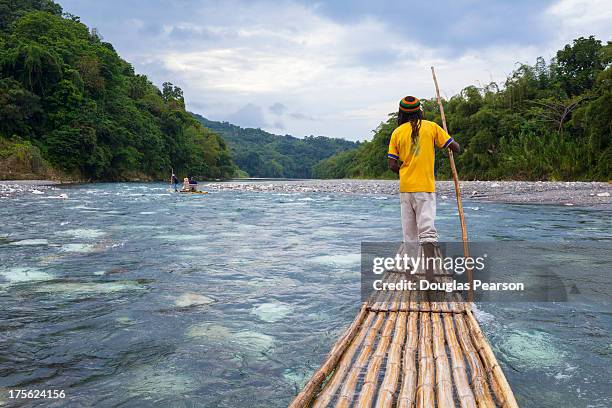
left=454, top=315, right=496, bottom=407
left=377, top=274, right=396, bottom=312
left=443, top=313, right=477, bottom=408
left=465, top=310, right=519, bottom=408
left=416, top=312, right=435, bottom=408
left=288, top=303, right=369, bottom=408
left=370, top=273, right=393, bottom=311
left=399, top=277, right=411, bottom=311
left=431, top=307, right=455, bottom=407
left=397, top=311, right=418, bottom=408
left=390, top=273, right=404, bottom=311
left=409, top=284, right=419, bottom=312
left=375, top=311, right=408, bottom=407
left=310, top=312, right=376, bottom=408
left=335, top=313, right=386, bottom=408
left=431, top=66, right=474, bottom=304
left=393, top=278, right=414, bottom=313
left=374, top=273, right=401, bottom=312
left=385, top=273, right=402, bottom=311
left=355, top=312, right=398, bottom=407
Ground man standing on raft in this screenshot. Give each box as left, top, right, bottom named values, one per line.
left=387, top=96, right=460, bottom=279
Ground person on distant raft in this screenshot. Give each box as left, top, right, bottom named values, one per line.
left=182, top=177, right=190, bottom=191
left=387, top=96, right=460, bottom=280
left=171, top=173, right=179, bottom=192
left=188, top=176, right=198, bottom=192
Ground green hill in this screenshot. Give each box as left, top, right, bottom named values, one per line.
left=192, top=113, right=359, bottom=178
left=0, top=0, right=235, bottom=180
left=314, top=36, right=611, bottom=181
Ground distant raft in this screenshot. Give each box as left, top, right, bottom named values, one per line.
left=289, top=264, right=519, bottom=408
left=178, top=190, right=209, bottom=194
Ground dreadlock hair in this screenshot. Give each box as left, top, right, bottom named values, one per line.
left=398, top=108, right=424, bottom=145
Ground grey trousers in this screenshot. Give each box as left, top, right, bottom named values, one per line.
left=400, top=192, right=438, bottom=244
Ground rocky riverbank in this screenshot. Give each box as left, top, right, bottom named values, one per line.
left=205, top=179, right=612, bottom=208
left=0, top=180, right=65, bottom=198
left=2, top=179, right=610, bottom=207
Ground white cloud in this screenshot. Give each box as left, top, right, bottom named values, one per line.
left=68, top=0, right=608, bottom=140
left=269, top=102, right=287, bottom=115
left=225, top=103, right=268, bottom=128
left=546, top=0, right=612, bottom=42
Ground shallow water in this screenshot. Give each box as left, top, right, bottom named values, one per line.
left=0, top=182, right=610, bottom=407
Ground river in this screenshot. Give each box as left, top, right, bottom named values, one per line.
left=0, top=182, right=610, bottom=407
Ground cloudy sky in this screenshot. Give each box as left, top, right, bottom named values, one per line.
left=61, top=0, right=610, bottom=141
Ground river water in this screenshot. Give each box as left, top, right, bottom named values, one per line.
left=0, top=182, right=610, bottom=407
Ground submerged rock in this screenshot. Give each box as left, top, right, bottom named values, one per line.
left=175, top=293, right=215, bottom=308
left=58, top=228, right=106, bottom=239
left=116, top=316, right=137, bottom=325
left=127, top=367, right=198, bottom=397
left=283, top=368, right=310, bottom=389
left=187, top=323, right=275, bottom=355
left=34, top=281, right=143, bottom=295
left=60, top=243, right=96, bottom=253
left=231, top=330, right=275, bottom=353
left=251, top=302, right=293, bottom=322
left=9, top=238, right=49, bottom=246
left=187, top=323, right=232, bottom=341
left=310, top=253, right=361, bottom=267
left=0, top=267, right=54, bottom=283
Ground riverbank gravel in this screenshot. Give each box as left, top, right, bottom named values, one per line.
left=1, top=179, right=610, bottom=207
left=205, top=179, right=612, bottom=208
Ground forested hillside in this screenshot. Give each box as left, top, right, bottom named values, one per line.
left=314, top=37, right=611, bottom=181
left=193, top=114, right=359, bottom=178
left=0, top=0, right=235, bottom=180
left=2, top=0, right=608, bottom=182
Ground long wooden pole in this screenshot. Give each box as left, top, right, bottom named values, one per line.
left=431, top=66, right=473, bottom=303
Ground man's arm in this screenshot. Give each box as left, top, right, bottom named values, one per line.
left=388, top=158, right=400, bottom=174
left=436, top=124, right=461, bottom=154
left=447, top=140, right=460, bottom=154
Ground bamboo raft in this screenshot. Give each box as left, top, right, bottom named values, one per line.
left=289, top=268, right=519, bottom=408
left=290, top=67, right=518, bottom=408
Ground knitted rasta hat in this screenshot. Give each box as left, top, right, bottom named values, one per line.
left=399, top=96, right=421, bottom=112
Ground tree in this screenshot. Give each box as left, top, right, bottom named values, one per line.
left=0, top=0, right=236, bottom=180
left=315, top=37, right=611, bottom=181
left=162, top=81, right=185, bottom=110
left=0, top=78, right=42, bottom=137
left=556, top=36, right=610, bottom=96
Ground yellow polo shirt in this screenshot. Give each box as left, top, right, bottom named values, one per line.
left=387, top=120, right=453, bottom=192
